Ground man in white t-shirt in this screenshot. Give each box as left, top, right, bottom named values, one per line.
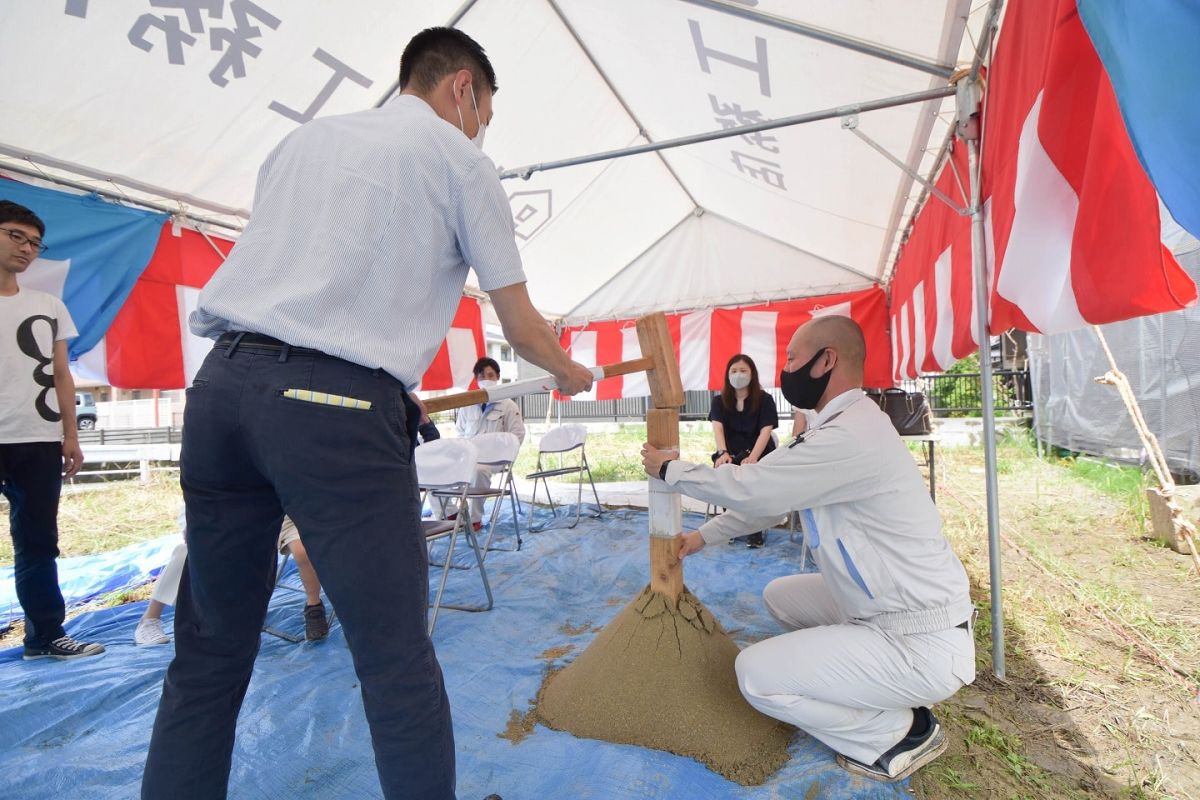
left=0, top=200, right=104, bottom=661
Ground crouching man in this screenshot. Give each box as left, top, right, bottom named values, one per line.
left=642, top=315, right=975, bottom=782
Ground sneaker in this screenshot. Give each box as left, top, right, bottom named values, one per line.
left=837, top=707, right=947, bottom=782
left=135, top=617, right=170, bottom=646
left=745, top=531, right=765, bottom=548
left=24, top=635, right=106, bottom=661
left=304, top=602, right=329, bottom=641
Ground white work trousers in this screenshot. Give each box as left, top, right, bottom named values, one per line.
left=150, top=542, right=189, bottom=606
left=735, top=573, right=975, bottom=764
left=428, top=465, right=494, bottom=524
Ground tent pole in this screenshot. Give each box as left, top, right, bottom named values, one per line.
left=0, top=162, right=244, bottom=233
left=963, top=111, right=1005, bottom=680
left=500, top=85, right=956, bottom=181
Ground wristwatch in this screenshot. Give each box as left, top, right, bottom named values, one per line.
left=658, top=459, right=674, bottom=481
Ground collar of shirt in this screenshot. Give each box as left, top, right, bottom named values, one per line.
left=811, top=388, right=865, bottom=428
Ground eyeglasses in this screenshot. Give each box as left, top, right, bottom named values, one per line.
left=1, top=227, right=48, bottom=254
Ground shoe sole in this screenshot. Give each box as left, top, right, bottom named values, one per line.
left=837, top=729, right=947, bottom=783
left=23, top=650, right=105, bottom=661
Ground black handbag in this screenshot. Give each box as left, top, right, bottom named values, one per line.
left=867, top=388, right=933, bottom=435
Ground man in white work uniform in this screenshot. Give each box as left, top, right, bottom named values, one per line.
left=642, top=315, right=975, bottom=783
left=141, top=27, right=592, bottom=800
left=444, top=356, right=525, bottom=526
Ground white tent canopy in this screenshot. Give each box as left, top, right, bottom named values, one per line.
left=0, top=0, right=989, bottom=321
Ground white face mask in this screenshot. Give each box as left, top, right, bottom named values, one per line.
left=477, top=379, right=498, bottom=389
left=455, top=83, right=487, bottom=151
left=729, top=372, right=751, bottom=390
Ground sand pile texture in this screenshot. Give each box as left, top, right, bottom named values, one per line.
left=535, top=585, right=794, bottom=785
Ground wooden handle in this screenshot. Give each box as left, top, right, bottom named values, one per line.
left=421, top=355, right=657, bottom=415
left=423, top=389, right=489, bottom=414
left=601, top=356, right=654, bottom=378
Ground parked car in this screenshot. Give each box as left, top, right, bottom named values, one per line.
left=75, top=391, right=98, bottom=430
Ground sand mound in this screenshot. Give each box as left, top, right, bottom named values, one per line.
left=535, top=585, right=794, bottom=785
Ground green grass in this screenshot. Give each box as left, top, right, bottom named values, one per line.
left=1064, top=457, right=1149, bottom=525
left=965, top=722, right=1047, bottom=787
left=0, top=473, right=181, bottom=567
left=513, top=424, right=717, bottom=484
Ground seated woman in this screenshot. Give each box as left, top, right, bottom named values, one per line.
left=708, top=353, right=779, bottom=547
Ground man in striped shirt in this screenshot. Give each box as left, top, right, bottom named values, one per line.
left=142, top=27, right=592, bottom=800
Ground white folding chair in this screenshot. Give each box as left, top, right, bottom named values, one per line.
left=416, top=438, right=493, bottom=635
left=465, top=431, right=523, bottom=558
left=525, top=424, right=603, bottom=532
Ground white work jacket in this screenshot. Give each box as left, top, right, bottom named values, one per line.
left=664, top=389, right=973, bottom=634
left=454, top=398, right=526, bottom=445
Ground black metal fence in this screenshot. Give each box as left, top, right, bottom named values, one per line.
left=900, top=369, right=1032, bottom=417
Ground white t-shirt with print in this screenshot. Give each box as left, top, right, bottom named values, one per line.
left=0, top=287, right=78, bottom=443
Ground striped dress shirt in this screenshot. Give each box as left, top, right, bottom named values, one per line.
left=191, top=94, right=526, bottom=387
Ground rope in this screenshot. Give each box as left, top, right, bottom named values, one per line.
left=1092, top=327, right=1200, bottom=575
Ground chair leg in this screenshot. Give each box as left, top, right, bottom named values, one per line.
left=583, top=454, right=603, bottom=518
left=482, top=492, right=504, bottom=558
left=567, top=465, right=583, bottom=529
left=529, top=472, right=559, bottom=533
left=441, top=526, right=493, bottom=613
left=507, top=477, right=522, bottom=550
left=427, top=525, right=459, bottom=636
left=262, top=553, right=307, bottom=643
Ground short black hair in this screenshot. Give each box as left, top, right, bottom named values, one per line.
left=473, top=357, right=501, bottom=377
left=399, top=27, right=498, bottom=95
left=0, top=200, right=45, bottom=237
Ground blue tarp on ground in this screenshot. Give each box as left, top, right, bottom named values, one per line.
left=1, top=532, right=180, bottom=627
left=0, top=504, right=908, bottom=799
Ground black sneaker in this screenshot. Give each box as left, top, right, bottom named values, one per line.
left=23, top=635, right=106, bottom=661
left=837, top=707, right=946, bottom=782
left=304, top=602, right=329, bottom=641
left=745, top=531, right=765, bottom=548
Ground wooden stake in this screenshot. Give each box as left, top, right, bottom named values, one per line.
left=637, top=313, right=685, bottom=408
left=647, top=407, right=683, bottom=603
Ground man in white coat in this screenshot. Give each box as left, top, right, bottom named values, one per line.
left=642, top=315, right=975, bottom=783
left=450, top=357, right=525, bottom=526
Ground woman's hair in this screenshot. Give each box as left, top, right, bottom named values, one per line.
left=720, top=353, right=762, bottom=414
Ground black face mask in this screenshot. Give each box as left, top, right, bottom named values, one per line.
left=780, top=348, right=831, bottom=410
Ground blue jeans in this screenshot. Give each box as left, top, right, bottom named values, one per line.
left=0, top=441, right=67, bottom=647
left=142, top=342, right=455, bottom=799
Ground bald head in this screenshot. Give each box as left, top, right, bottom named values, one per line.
left=802, top=315, right=866, bottom=377
left=782, top=315, right=867, bottom=406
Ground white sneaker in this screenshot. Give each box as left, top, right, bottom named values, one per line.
left=135, top=617, right=170, bottom=646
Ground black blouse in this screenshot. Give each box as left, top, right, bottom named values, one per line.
left=708, top=392, right=779, bottom=458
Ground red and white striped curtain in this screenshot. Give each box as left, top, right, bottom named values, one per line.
left=559, top=287, right=893, bottom=399
left=888, top=0, right=1196, bottom=382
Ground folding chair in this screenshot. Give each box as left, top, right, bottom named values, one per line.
left=262, top=548, right=339, bottom=643
left=464, top=431, right=523, bottom=558
left=416, top=438, right=493, bottom=635
left=525, top=424, right=603, bottom=532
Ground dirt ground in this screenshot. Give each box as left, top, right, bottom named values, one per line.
left=911, top=441, right=1200, bottom=800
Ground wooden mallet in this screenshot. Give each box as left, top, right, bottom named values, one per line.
left=421, top=312, right=688, bottom=603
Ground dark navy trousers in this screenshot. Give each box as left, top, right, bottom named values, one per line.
left=0, top=441, right=67, bottom=647
left=141, top=343, right=455, bottom=799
